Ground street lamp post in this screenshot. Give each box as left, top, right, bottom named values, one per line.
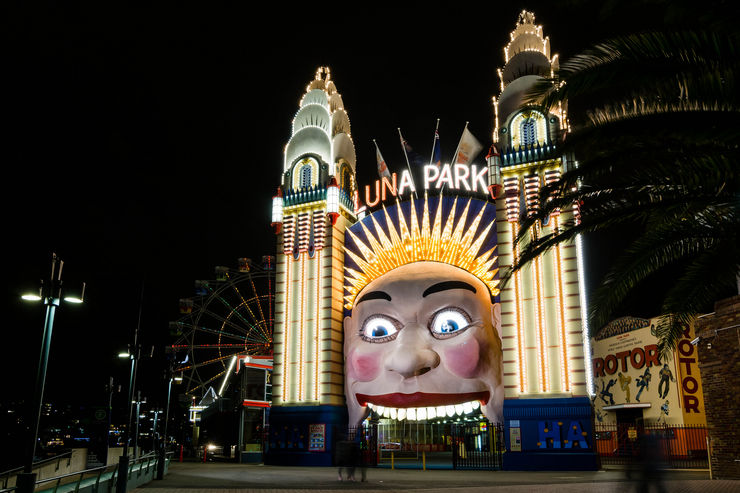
left=150, top=409, right=160, bottom=452
left=115, top=286, right=144, bottom=493
left=17, top=254, right=84, bottom=493
left=115, top=344, right=138, bottom=493
left=157, top=371, right=181, bottom=479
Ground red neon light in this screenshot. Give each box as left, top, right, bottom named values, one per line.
left=243, top=400, right=270, bottom=408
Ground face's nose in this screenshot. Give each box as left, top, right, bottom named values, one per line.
left=385, top=323, right=440, bottom=379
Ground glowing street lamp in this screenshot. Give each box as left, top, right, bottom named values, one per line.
left=17, top=254, right=84, bottom=493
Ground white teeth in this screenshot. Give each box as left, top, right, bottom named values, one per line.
left=366, top=400, right=482, bottom=421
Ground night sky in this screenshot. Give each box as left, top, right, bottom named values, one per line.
left=2, top=1, right=712, bottom=415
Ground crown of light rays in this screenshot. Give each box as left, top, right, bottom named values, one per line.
left=343, top=193, right=499, bottom=309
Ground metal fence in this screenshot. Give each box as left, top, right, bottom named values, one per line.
left=594, top=423, right=708, bottom=469
left=451, top=422, right=503, bottom=470
left=343, top=425, right=378, bottom=468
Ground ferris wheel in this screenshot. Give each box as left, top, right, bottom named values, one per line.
left=168, top=256, right=275, bottom=399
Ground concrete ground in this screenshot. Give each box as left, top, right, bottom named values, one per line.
left=133, top=461, right=739, bottom=492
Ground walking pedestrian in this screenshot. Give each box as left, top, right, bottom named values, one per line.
left=334, top=433, right=356, bottom=481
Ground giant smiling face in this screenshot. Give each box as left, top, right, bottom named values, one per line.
left=343, top=261, right=503, bottom=427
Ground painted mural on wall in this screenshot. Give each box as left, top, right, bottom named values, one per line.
left=342, top=194, right=503, bottom=427
left=590, top=317, right=706, bottom=426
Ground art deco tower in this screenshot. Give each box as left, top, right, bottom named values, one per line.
left=489, top=11, right=593, bottom=400
left=487, top=11, right=598, bottom=470
left=268, top=67, right=357, bottom=465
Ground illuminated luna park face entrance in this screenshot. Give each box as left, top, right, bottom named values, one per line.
left=342, top=194, right=504, bottom=466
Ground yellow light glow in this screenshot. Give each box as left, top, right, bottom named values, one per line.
left=314, top=249, right=321, bottom=401
left=282, top=259, right=292, bottom=402
left=510, top=221, right=527, bottom=393
left=343, top=193, right=499, bottom=309
left=298, top=254, right=305, bottom=401
left=532, top=224, right=548, bottom=393
left=552, top=215, right=570, bottom=392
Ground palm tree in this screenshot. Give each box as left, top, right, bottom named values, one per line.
left=508, top=26, right=740, bottom=356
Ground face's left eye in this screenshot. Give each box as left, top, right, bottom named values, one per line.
left=429, top=308, right=471, bottom=338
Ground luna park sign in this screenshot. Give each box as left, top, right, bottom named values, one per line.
left=356, top=164, right=501, bottom=208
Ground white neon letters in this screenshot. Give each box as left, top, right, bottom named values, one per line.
left=423, top=164, right=486, bottom=192
left=362, top=164, right=488, bottom=207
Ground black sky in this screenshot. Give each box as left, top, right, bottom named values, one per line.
left=2, top=1, right=719, bottom=412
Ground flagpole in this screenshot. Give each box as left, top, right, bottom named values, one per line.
left=452, top=121, right=468, bottom=165
left=428, top=118, right=440, bottom=166
left=398, top=128, right=418, bottom=198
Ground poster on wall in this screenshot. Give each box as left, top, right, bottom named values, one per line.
left=510, top=427, right=522, bottom=452
left=308, top=424, right=326, bottom=452
left=590, top=317, right=705, bottom=426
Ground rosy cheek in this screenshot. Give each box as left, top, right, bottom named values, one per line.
left=348, top=349, right=382, bottom=382
left=444, top=337, right=481, bottom=378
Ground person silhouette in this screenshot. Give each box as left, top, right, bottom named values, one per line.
left=600, top=378, right=616, bottom=405
left=618, top=372, right=632, bottom=402
left=658, top=364, right=674, bottom=399
left=635, top=368, right=651, bottom=402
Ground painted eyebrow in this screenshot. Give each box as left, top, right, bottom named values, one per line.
left=422, top=281, right=477, bottom=298
left=356, top=290, right=392, bottom=305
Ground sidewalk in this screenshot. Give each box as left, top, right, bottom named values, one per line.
left=133, top=462, right=739, bottom=492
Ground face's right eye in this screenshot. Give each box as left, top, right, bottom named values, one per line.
left=360, top=315, right=401, bottom=343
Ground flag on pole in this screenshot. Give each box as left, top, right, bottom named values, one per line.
left=453, top=126, right=483, bottom=165
left=401, top=138, right=426, bottom=168
left=432, top=129, right=441, bottom=167
left=374, top=141, right=390, bottom=178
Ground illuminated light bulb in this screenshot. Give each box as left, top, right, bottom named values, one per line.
left=407, top=408, right=417, bottom=420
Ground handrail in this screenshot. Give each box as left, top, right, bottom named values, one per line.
left=34, top=464, right=112, bottom=486
left=1, top=452, right=74, bottom=488
left=1, top=451, right=172, bottom=493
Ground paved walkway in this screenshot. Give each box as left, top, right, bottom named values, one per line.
left=133, top=462, right=739, bottom=492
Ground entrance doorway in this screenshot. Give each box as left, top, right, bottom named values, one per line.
left=372, top=415, right=503, bottom=469
left=615, top=407, right=644, bottom=458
